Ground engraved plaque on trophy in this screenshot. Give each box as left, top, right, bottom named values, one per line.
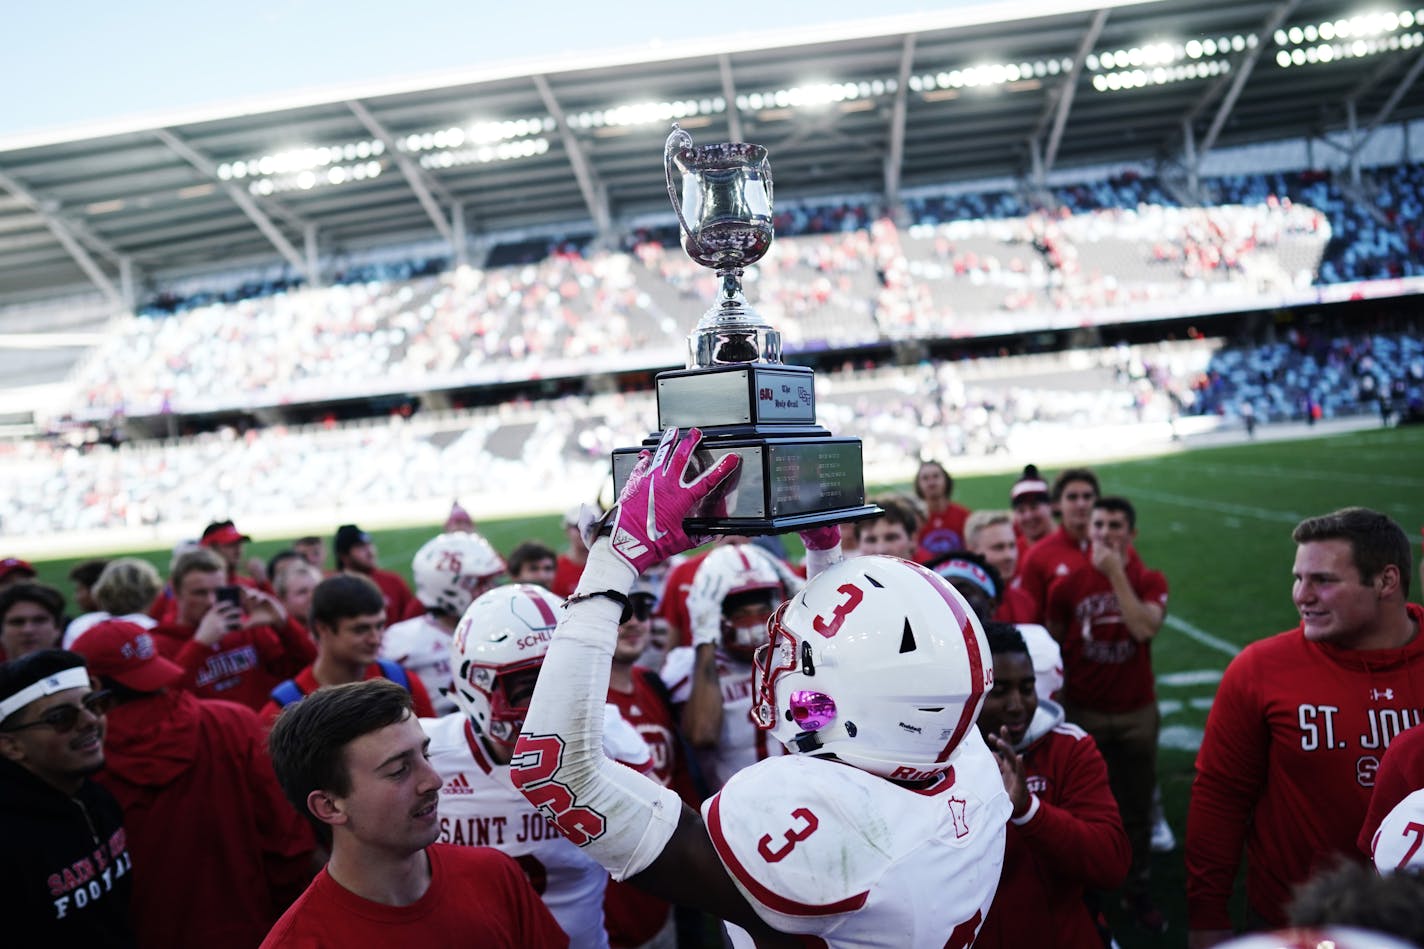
left=609, top=126, right=880, bottom=535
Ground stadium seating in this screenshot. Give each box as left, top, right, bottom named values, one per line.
left=1191, top=330, right=1424, bottom=425
left=1, top=340, right=1215, bottom=538
left=43, top=159, right=1423, bottom=420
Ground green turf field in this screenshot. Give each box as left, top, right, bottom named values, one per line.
left=24, top=423, right=1424, bottom=946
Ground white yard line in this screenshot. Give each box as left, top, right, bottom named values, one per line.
left=1157, top=669, right=1224, bottom=687
left=1165, top=461, right=1424, bottom=489
left=1118, top=486, right=1302, bottom=524
left=1163, top=614, right=1241, bottom=657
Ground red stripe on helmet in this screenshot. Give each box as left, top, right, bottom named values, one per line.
left=903, top=561, right=986, bottom=764
left=524, top=586, right=558, bottom=627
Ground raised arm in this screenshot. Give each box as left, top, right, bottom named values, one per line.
left=509, top=429, right=800, bottom=943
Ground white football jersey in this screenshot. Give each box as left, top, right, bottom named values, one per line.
left=382, top=613, right=457, bottom=715
left=663, top=645, right=787, bottom=790
left=702, top=730, right=1011, bottom=948
left=423, top=710, right=651, bottom=949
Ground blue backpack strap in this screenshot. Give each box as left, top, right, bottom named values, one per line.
left=374, top=658, right=410, bottom=691
left=269, top=678, right=304, bottom=708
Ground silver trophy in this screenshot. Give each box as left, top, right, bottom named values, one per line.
left=611, top=126, right=879, bottom=535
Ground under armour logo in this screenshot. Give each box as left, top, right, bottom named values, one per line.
left=1371, top=688, right=1395, bottom=701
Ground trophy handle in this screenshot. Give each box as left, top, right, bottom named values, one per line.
left=664, top=124, right=706, bottom=258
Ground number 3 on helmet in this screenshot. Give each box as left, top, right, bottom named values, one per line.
left=751, top=556, right=992, bottom=781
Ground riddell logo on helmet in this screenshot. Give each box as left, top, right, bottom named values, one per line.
left=890, top=764, right=941, bottom=782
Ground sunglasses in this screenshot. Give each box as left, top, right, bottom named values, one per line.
left=629, top=596, right=655, bottom=622
left=4, top=691, right=115, bottom=734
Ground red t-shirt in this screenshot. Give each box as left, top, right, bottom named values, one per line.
left=364, top=567, right=420, bottom=623
left=1186, top=603, right=1424, bottom=930
left=259, top=662, right=437, bottom=727
left=976, top=717, right=1130, bottom=949
left=153, top=617, right=316, bottom=711
left=1044, top=555, right=1169, bottom=713
left=260, top=844, right=568, bottom=948
left=606, top=668, right=698, bottom=804
left=994, top=586, right=1037, bottom=624
left=913, top=502, right=971, bottom=564
left=1014, top=527, right=1091, bottom=623
left=96, top=690, right=315, bottom=949
left=1358, top=721, right=1424, bottom=858
left=550, top=555, right=585, bottom=599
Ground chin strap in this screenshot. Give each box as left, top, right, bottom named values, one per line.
left=510, top=543, right=683, bottom=881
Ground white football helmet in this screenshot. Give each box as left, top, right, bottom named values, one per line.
left=751, top=556, right=992, bottom=781
left=693, top=544, right=789, bottom=659
left=449, top=583, right=563, bottom=744
left=412, top=531, right=506, bottom=617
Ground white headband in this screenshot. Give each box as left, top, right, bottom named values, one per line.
left=0, top=667, right=91, bottom=723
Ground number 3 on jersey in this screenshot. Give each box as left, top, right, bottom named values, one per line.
left=757, top=807, right=819, bottom=862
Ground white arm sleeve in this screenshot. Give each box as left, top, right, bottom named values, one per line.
left=511, top=542, right=683, bottom=882
left=802, top=541, right=844, bottom=580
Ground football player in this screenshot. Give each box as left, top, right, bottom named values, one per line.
left=662, top=543, right=800, bottom=791
left=512, top=428, right=1010, bottom=948
left=422, top=583, right=652, bottom=949
left=381, top=531, right=505, bottom=715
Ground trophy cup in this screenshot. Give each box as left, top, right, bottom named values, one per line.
left=609, top=126, right=879, bottom=534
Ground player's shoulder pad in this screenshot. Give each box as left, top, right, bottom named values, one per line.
left=701, top=756, right=896, bottom=916
left=420, top=711, right=467, bottom=757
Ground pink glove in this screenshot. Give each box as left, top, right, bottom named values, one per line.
left=799, top=524, right=842, bottom=552
left=599, top=427, right=740, bottom=575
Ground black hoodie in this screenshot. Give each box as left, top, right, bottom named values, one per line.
left=0, top=757, right=135, bottom=948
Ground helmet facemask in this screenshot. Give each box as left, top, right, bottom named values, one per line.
left=721, top=588, right=781, bottom=660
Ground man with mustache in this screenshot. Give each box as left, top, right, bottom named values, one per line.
left=263, top=679, right=566, bottom=948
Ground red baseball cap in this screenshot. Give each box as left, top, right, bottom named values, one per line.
left=0, top=557, right=36, bottom=583
left=71, top=620, right=184, bottom=692
left=201, top=521, right=252, bottom=547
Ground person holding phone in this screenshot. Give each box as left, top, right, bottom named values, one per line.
left=152, top=548, right=315, bottom=711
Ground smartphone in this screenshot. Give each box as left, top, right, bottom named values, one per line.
left=215, top=585, right=243, bottom=610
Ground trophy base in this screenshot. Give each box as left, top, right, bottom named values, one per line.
left=612, top=433, right=882, bottom=536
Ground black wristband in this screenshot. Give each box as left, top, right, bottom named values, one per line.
left=563, top=589, right=632, bottom=624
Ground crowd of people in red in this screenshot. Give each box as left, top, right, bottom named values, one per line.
left=1, top=462, right=1421, bottom=948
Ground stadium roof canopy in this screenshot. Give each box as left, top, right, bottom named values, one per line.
left=2, top=0, right=1421, bottom=306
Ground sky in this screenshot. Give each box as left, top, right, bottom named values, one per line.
left=1, top=0, right=995, bottom=140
